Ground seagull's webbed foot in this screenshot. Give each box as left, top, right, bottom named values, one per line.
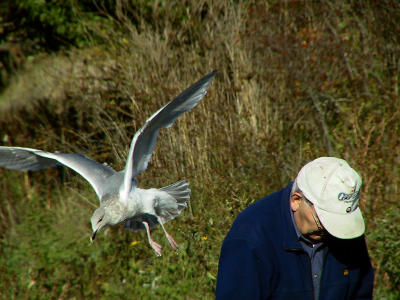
left=157, top=216, right=179, bottom=250
left=142, top=221, right=162, bottom=256
left=165, top=232, right=178, bottom=250
left=149, top=240, right=162, bottom=257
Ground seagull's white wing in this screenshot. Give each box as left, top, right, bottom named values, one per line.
left=120, top=71, right=216, bottom=201
left=0, top=146, right=116, bottom=199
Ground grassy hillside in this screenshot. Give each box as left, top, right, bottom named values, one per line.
left=1, top=1, right=399, bottom=299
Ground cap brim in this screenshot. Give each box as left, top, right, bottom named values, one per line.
left=315, top=206, right=365, bottom=239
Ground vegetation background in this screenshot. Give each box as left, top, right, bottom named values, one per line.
left=0, top=0, right=399, bottom=299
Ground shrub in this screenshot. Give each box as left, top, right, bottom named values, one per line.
left=368, top=206, right=400, bottom=298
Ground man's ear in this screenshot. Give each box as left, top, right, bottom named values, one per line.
left=290, top=192, right=303, bottom=211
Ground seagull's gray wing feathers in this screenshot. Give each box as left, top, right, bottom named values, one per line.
left=120, top=71, right=216, bottom=201
left=0, top=146, right=116, bottom=199
left=0, top=146, right=60, bottom=170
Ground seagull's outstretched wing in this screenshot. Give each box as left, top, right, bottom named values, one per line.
left=0, top=146, right=116, bottom=199
left=120, top=71, right=216, bottom=201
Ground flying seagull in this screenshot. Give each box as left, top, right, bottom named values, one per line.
left=0, top=71, right=216, bottom=256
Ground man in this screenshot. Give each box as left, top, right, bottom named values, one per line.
left=216, top=157, right=374, bottom=300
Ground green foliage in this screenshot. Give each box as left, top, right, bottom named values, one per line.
left=0, top=0, right=111, bottom=90
left=368, top=206, right=400, bottom=298
left=2, top=0, right=93, bottom=51
left=0, top=175, right=220, bottom=299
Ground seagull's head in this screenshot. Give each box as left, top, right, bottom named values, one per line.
left=90, top=207, right=108, bottom=242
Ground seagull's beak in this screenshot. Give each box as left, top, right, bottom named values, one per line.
left=90, top=230, right=97, bottom=243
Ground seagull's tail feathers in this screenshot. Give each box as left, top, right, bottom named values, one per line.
left=123, top=180, right=189, bottom=232
left=156, top=180, right=190, bottom=222
left=159, top=180, right=190, bottom=205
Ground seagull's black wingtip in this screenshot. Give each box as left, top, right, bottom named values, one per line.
left=201, top=70, right=217, bottom=83
left=209, top=70, right=217, bottom=77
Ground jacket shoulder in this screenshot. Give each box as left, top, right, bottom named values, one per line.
left=225, top=187, right=288, bottom=245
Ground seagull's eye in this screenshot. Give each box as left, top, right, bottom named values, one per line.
left=98, top=217, right=103, bottom=223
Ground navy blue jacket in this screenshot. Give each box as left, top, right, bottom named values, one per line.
left=216, top=182, right=374, bottom=300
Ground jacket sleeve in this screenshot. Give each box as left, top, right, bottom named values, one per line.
left=216, top=238, right=272, bottom=300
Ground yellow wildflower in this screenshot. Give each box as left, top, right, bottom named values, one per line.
left=130, top=240, right=140, bottom=247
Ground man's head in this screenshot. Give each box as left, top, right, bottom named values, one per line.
left=290, top=189, right=328, bottom=242
left=290, top=157, right=365, bottom=241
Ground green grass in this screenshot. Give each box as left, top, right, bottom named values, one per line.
left=0, top=0, right=400, bottom=298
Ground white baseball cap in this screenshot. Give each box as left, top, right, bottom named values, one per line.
left=296, top=157, right=365, bottom=239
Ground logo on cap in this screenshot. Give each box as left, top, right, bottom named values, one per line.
left=338, top=185, right=360, bottom=213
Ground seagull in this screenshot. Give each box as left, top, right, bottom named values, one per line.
left=0, top=71, right=216, bottom=256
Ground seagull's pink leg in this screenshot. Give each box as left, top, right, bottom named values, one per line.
left=142, top=221, right=162, bottom=256
left=157, top=217, right=179, bottom=250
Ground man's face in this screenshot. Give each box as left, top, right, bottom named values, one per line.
left=290, top=192, right=328, bottom=242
